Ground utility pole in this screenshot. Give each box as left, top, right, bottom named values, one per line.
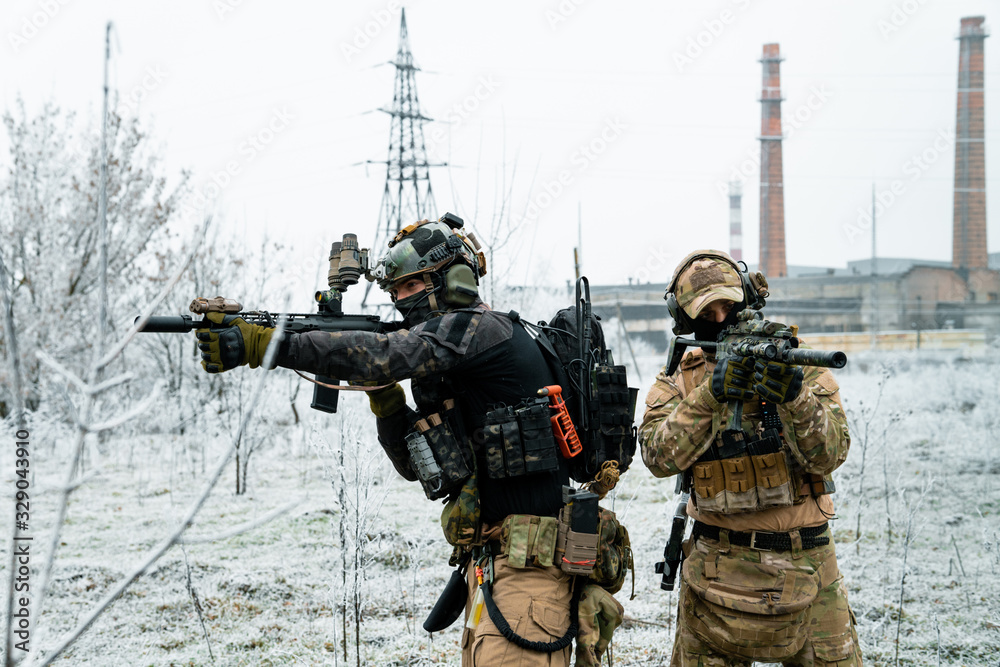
left=870, top=182, right=877, bottom=349
left=96, top=21, right=113, bottom=359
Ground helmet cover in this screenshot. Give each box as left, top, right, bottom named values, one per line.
left=370, top=220, right=484, bottom=292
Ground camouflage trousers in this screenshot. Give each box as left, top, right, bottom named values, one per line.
left=670, top=528, right=862, bottom=667
left=461, top=553, right=573, bottom=666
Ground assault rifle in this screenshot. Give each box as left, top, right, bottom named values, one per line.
left=136, top=234, right=395, bottom=413
left=653, top=310, right=847, bottom=591
left=665, top=309, right=847, bottom=379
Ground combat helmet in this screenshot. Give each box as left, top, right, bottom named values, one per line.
left=369, top=213, right=487, bottom=321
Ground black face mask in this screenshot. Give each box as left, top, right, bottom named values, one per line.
left=691, top=301, right=744, bottom=342
left=394, top=290, right=434, bottom=327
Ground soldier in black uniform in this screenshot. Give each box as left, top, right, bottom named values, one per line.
left=195, top=216, right=578, bottom=666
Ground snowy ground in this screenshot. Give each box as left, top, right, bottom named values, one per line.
left=3, top=349, right=1000, bottom=666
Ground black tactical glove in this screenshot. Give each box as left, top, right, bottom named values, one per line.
left=710, top=357, right=756, bottom=403
left=753, top=359, right=804, bottom=404
left=196, top=312, right=275, bottom=373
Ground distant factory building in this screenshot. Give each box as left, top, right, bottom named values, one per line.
left=592, top=18, right=998, bottom=351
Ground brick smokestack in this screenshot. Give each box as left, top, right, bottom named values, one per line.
left=953, top=16, right=989, bottom=270
left=729, top=180, right=743, bottom=261
left=759, top=43, right=787, bottom=278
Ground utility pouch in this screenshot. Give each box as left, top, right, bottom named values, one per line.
left=406, top=429, right=444, bottom=499
left=409, top=413, right=473, bottom=501
left=483, top=404, right=523, bottom=479
left=590, top=507, right=633, bottom=596
left=748, top=429, right=795, bottom=509
left=499, top=514, right=560, bottom=569
left=517, top=398, right=560, bottom=474
left=483, top=399, right=561, bottom=479
left=691, top=458, right=727, bottom=513
left=593, top=365, right=639, bottom=472
left=557, top=487, right=599, bottom=576
left=441, top=398, right=469, bottom=443
left=722, top=455, right=759, bottom=512
left=441, top=472, right=480, bottom=547
left=682, top=541, right=821, bottom=661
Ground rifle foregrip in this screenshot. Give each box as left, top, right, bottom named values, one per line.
left=782, top=348, right=847, bottom=369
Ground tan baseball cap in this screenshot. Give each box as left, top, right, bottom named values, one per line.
left=672, top=251, right=745, bottom=319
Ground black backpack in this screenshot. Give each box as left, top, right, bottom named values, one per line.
left=515, top=278, right=639, bottom=489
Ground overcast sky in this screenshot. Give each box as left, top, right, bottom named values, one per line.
left=3, top=0, right=998, bottom=300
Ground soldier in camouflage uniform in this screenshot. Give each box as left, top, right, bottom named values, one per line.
left=640, top=250, right=862, bottom=666
left=194, top=217, right=582, bottom=666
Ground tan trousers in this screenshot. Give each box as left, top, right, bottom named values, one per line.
left=461, top=554, right=573, bottom=667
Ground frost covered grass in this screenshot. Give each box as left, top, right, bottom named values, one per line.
left=3, top=351, right=999, bottom=665
left=831, top=350, right=1000, bottom=666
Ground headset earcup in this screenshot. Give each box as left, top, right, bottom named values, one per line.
left=665, top=293, right=693, bottom=336
left=443, top=264, right=478, bottom=307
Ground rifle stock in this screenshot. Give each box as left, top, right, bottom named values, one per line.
left=655, top=490, right=690, bottom=592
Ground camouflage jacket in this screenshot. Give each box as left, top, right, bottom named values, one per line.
left=276, top=302, right=507, bottom=480
left=276, top=301, right=567, bottom=522
left=639, top=347, right=850, bottom=529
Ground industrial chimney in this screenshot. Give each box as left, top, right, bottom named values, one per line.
left=729, top=180, right=743, bottom=261
left=759, top=43, right=787, bottom=278
left=953, top=16, right=989, bottom=271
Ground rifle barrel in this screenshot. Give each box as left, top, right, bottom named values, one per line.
left=136, top=315, right=197, bottom=333
left=782, top=347, right=847, bottom=369
left=136, top=312, right=386, bottom=335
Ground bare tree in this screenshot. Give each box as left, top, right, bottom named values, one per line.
left=0, top=100, right=189, bottom=420
left=15, top=268, right=294, bottom=666
left=308, top=408, right=391, bottom=667
left=445, top=121, right=537, bottom=308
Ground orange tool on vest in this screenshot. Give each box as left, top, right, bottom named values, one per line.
left=538, top=385, right=582, bottom=459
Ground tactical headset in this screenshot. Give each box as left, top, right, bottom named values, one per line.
left=430, top=213, right=483, bottom=308
left=405, top=215, right=486, bottom=313
left=664, top=250, right=769, bottom=336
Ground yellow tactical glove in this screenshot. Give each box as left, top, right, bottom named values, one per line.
left=195, top=312, right=274, bottom=373
left=710, top=357, right=756, bottom=403
left=367, top=382, right=406, bottom=418
left=753, top=359, right=804, bottom=404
